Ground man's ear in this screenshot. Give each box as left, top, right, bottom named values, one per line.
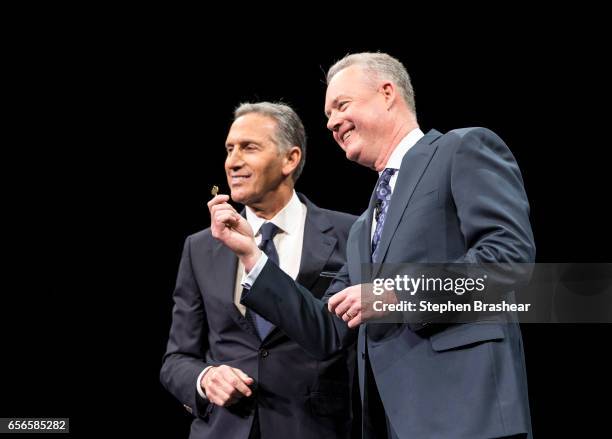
left=282, top=146, right=301, bottom=178
left=380, top=81, right=396, bottom=110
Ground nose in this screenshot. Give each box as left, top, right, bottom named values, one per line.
left=225, top=148, right=244, bottom=171
left=327, top=111, right=341, bottom=132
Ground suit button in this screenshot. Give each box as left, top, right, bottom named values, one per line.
left=260, top=349, right=269, bottom=358
left=361, top=352, right=365, bottom=359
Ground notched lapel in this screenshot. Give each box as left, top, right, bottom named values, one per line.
left=211, top=239, right=259, bottom=340
left=373, top=131, right=441, bottom=276
left=347, top=214, right=372, bottom=284
left=296, top=199, right=337, bottom=290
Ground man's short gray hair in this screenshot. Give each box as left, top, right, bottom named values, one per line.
left=327, top=52, right=416, bottom=114
left=234, top=101, right=307, bottom=182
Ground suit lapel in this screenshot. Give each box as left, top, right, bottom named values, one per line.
left=295, top=195, right=337, bottom=290
left=345, top=212, right=373, bottom=286
left=373, top=130, right=442, bottom=277
left=364, top=182, right=377, bottom=258
left=211, top=216, right=260, bottom=341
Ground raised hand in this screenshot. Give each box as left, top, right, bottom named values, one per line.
left=207, top=194, right=261, bottom=271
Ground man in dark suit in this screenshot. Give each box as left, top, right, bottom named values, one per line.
left=210, top=54, right=535, bottom=438
left=161, top=102, right=357, bottom=438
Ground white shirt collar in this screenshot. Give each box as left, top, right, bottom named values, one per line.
left=245, top=190, right=302, bottom=236
left=380, top=127, right=425, bottom=175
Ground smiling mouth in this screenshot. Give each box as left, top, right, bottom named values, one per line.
left=230, top=175, right=251, bottom=185
left=341, top=129, right=354, bottom=144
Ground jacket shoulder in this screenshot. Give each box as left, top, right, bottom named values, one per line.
left=298, top=192, right=357, bottom=232
left=184, top=227, right=214, bottom=247
left=320, top=207, right=357, bottom=222
left=439, top=127, right=505, bottom=144
left=317, top=207, right=357, bottom=232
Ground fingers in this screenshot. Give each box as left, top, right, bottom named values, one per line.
left=333, top=296, right=354, bottom=318
left=209, top=200, right=238, bottom=220
left=341, top=305, right=361, bottom=322
left=232, top=367, right=255, bottom=386
left=208, top=196, right=236, bottom=224
left=347, top=313, right=363, bottom=329
left=227, top=367, right=254, bottom=397
left=328, top=286, right=365, bottom=329
left=207, top=194, right=230, bottom=210
left=203, top=366, right=251, bottom=406
left=327, top=289, right=348, bottom=313
left=214, top=211, right=240, bottom=228
left=202, top=365, right=254, bottom=407
left=330, top=286, right=361, bottom=318
left=208, top=196, right=240, bottom=237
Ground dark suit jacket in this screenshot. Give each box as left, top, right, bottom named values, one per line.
left=243, top=128, right=536, bottom=439
left=160, top=193, right=357, bottom=439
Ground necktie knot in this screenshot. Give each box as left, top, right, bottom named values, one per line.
left=259, top=222, right=280, bottom=243
left=375, top=168, right=397, bottom=202
left=257, top=222, right=280, bottom=266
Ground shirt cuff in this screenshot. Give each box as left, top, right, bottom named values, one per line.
left=196, top=366, right=213, bottom=399
left=241, top=253, right=268, bottom=289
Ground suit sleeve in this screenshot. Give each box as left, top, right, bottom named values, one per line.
left=160, top=236, right=213, bottom=418
left=241, top=259, right=357, bottom=360
left=451, top=128, right=536, bottom=287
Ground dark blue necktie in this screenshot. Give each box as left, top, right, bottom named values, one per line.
left=371, top=168, right=397, bottom=262
left=251, top=222, right=280, bottom=339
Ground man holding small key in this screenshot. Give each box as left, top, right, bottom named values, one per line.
left=161, top=102, right=358, bottom=438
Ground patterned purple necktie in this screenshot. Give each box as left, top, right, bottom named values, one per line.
left=371, top=168, right=397, bottom=262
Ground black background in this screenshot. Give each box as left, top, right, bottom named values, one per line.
left=2, top=10, right=611, bottom=437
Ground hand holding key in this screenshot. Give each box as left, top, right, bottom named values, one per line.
left=207, top=187, right=261, bottom=272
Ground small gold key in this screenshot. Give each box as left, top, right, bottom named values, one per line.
left=211, top=185, right=219, bottom=197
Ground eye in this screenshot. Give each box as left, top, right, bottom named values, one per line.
left=225, top=146, right=233, bottom=155
left=339, top=101, right=349, bottom=111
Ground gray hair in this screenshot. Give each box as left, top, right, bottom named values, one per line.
left=326, top=52, right=416, bottom=114
left=234, top=101, right=307, bottom=182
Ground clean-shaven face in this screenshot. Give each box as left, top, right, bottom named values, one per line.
left=224, top=113, right=285, bottom=206
left=324, top=65, right=389, bottom=168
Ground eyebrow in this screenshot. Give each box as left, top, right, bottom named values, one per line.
left=324, top=95, right=348, bottom=119
left=225, top=138, right=263, bottom=148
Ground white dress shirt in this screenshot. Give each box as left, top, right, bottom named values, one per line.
left=234, top=190, right=307, bottom=314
